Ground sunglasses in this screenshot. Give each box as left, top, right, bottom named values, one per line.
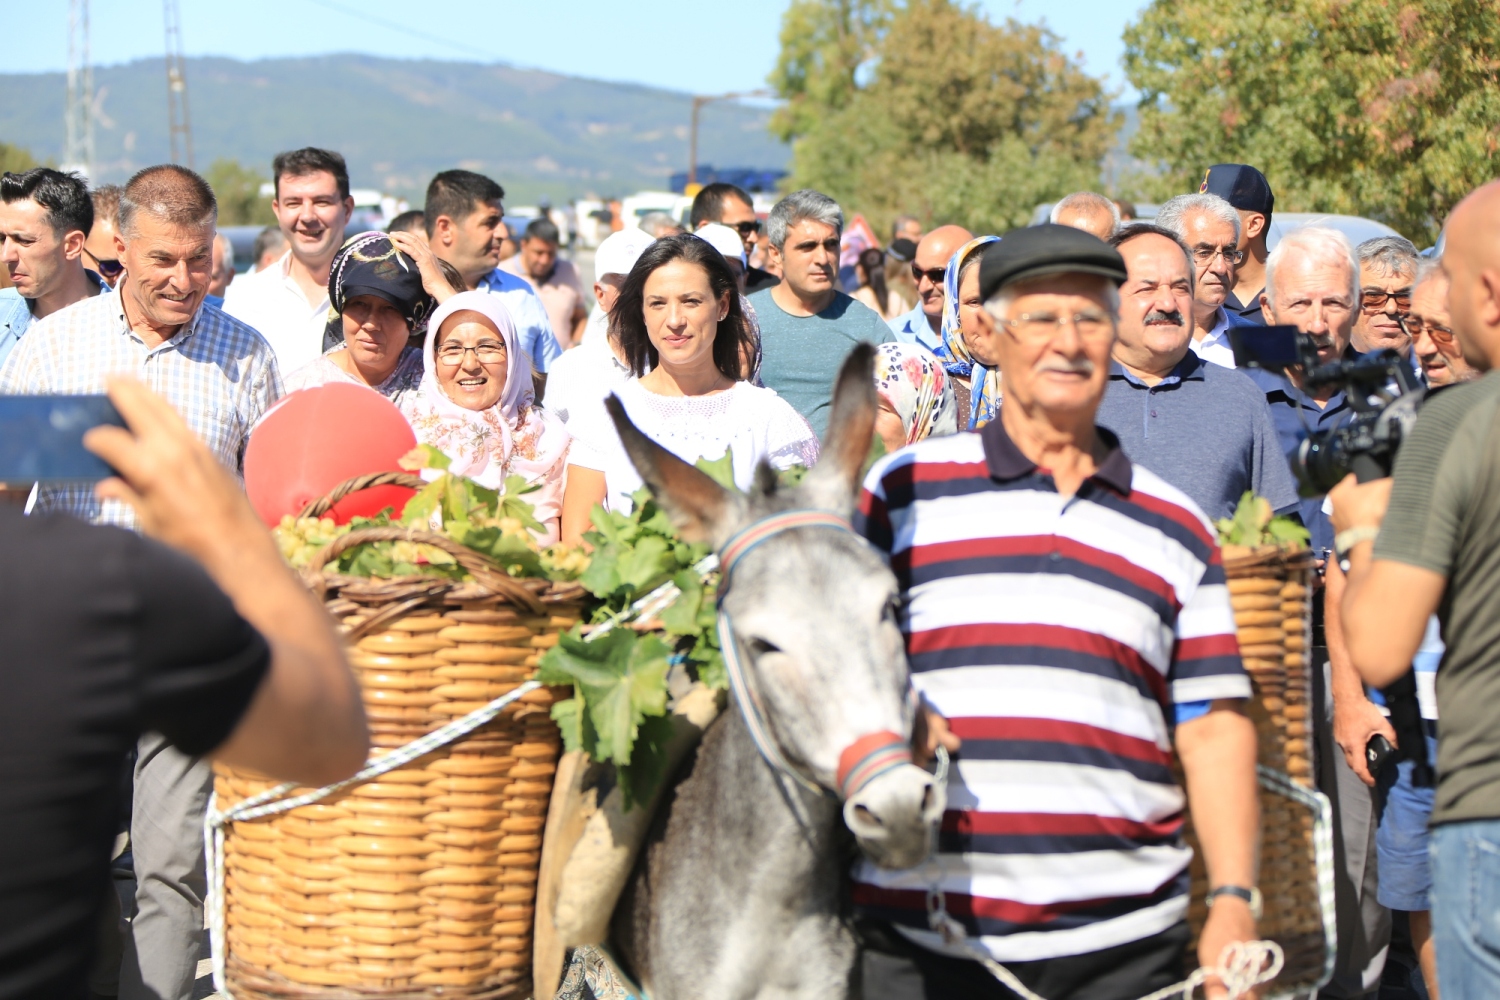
left=912, top=263, right=947, bottom=285
left=83, top=248, right=123, bottom=278
left=1398, top=312, right=1456, bottom=349
left=724, top=220, right=761, bottom=237
left=1361, top=288, right=1412, bottom=313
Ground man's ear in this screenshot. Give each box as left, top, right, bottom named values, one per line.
left=1245, top=212, right=1267, bottom=241
left=605, top=394, right=745, bottom=546
left=63, top=229, right=86, bottom=261
left=113, top=231, right=127, bottom=259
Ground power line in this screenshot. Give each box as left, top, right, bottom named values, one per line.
left=302, top=0, right=498, bottom=62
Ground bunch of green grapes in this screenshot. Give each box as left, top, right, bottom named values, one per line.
left=274, top=515, right=350, bottom=569
left=539, top=543, right=591, bottom=581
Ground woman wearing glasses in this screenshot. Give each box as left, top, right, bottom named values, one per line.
left=401, top=290, right=571, bottom=543
left=559, top=233, right=818, bottom=545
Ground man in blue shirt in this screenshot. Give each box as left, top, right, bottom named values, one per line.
left=1095, top=224, right=1298, bottom=521
left=0, top=167, right=103, bottom=369
left=886, top=225, right=971, bottom=353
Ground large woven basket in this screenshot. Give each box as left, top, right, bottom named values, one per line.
left=1183, top=543, right=1332, bottom=995
left=213, top=483, right=585, bottom=999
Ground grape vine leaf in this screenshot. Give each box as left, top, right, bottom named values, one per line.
left=535, top=628, right=672, bottom=768
left=695, top=450, right=736, bottom=490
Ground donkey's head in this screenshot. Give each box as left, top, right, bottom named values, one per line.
left=605, top=344, right=942, bottom=869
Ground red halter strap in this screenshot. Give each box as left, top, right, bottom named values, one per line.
left=837, top=730, right=913, bottom=800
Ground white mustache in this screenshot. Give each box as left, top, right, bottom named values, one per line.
left=1038, top=358, right=1096, bottom=376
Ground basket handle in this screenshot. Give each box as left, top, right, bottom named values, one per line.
left=298, top=471, right=429, bottom=519
left=308, top=526, right=546, bottom=614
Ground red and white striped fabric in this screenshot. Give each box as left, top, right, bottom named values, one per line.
left=851, top=421, right=1248, bottom=963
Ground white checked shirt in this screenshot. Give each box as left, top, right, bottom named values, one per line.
left=221, top=249, right=331, bottom=375
left=0, top=287, right=282, bottom=528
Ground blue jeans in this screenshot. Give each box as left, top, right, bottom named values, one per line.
left=1430, top=818, right=1500, bottom=998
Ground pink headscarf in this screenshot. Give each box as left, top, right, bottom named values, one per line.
left=399, top=291, right=570, bottom=541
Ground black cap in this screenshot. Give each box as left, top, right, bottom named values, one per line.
left=886, top=237, right=917, bottom=263
left=978, top=224, right=1128, bottom=302
left=1199, top=164, right=1274, bottom=216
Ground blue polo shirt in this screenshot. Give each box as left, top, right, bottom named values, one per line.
left=1096, top=351, right=1300, bottom=522
left=886, top=302, right=942, bottom=353
left=0, top=270, right=104, bottom=370
left=1243, top=366, right=1356, bottom=554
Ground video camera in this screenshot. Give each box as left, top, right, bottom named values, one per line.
left=1230, top=326, right=1425, bottom=495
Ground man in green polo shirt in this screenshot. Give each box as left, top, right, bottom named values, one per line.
left=1331, top=179, right=1500, bottom=999
left=749, top=189, right=895, bottom=436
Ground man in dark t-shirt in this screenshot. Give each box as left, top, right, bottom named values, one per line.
left=0, top=378, right=367, bottom=1000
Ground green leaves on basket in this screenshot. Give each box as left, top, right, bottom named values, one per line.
left=1215, top=491, right=1311, bottom=548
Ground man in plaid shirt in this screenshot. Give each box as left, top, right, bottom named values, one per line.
left=0, top=164, right=279, bottom=1000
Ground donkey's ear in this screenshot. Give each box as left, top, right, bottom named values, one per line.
left=803, top=343, right=878, bottom=511
left=606, top=394, right=744, bottom=545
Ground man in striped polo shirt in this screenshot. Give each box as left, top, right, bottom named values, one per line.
left=854, top=225, right=1261, bottom=1000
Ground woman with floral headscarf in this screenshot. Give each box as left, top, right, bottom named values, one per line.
left=283, top=230, right=459, bottom=404
left=872, top=342, right=957, bottom=452
left=934, top=235, right=1002, bottom=430
left=401, top=291, right=571, bottom=543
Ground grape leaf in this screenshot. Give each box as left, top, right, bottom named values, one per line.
left=536, top=628, right=671, bottom=767
left=400, top=443, right=451, bottom=471
left=660, top=570, right=703, bottom=635
left=618, top=714, right=677, bottom=810
left=694, top=450, right=737, bottom=490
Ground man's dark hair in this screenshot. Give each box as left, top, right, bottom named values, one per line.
left=119, top=164, right=216, bottom=237
left=616, top=233, right=748, bottom=380
left=0, top=168, right=94, bottom=237
left=523, top=218, right=560, bottom=245
left=424, top=170, right=506, bottom=237
left=272, top=147, right=350, bottom=201
left=690, top=182, right=753, bottom=229
left=1109, top=222, right=1196, bottom=292
left=386, top=209, right=426, bottom=236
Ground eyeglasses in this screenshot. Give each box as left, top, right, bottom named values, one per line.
left=723, top=220, right=761, bottom=237
left=1191, top=245, right=1246, bottom=265
left=912, top=264, right=947, bottom=285
left=1397, top=312, right=1456, bottom=348
left=436, top=343, right=507, bottom=365
left=83, top=248, right=124, bottom=279
left=1361, top=288, right=1413, bottom=313
left=1001, top=310, right=1115, bottom=342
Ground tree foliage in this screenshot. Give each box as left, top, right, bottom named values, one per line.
left=204, top=158, right=275, bottom=226
left=1124, top=0, right=1500, bottom=244
left=0, top=142, right=39, bottom=176
left=770, top=0, right=1118, bottom=235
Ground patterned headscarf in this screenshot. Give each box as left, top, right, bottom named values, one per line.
left=873, top=342, right=958, bottom=445
left=935, top=235, right=1001, bottom=430
left=323, top=231, right=436, bottom=352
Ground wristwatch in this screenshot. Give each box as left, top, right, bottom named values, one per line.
left=1206, top=885, right=1263, bottom=920
left=1334, top=525, right=1381, bottom=572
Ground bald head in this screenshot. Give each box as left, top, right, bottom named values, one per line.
left=1440, top=180, right=1500, bottom=371
left=914, top=224, right=974, bottom=322
left=1051, top=192, right=1119, bottom=242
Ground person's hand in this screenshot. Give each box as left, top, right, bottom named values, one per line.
left=912, top=701, right=961, bottom=768
left=83, top=377, right=265, bottom=564
left=1328, top=473, right=1393, bottom=535
left=1197, top=896, right=1260, bottom=999
left=389, top=229, right=459, bottom=304
left=1333, top=691, right=1397, bottom=786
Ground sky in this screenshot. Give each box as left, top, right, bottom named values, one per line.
left=11, top=1, right=1150, bottom=99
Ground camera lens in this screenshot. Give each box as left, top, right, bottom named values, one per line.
left=1294, top=434, right=1348, bottom=497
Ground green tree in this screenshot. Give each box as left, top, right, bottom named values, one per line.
left=0, top=142, right=39, bottom=175
left=770, top=0, right=1118, bottom=235
left=768, top=0, right=894, bottom=143
left=204, top=158, right=276, bottom=226
left=1124, top=0, right=1500, bottom=244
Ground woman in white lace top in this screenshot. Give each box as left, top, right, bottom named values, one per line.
left=561, top=233, right=819, bottom=543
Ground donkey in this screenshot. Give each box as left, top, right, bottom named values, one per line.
left=602, top=344, right=944, bottom=1000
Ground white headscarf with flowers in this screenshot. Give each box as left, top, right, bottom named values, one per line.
left=873, top=341, right=958, bottom=446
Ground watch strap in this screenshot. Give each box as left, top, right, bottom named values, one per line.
left=1206, top=884, right=1263, bottom=919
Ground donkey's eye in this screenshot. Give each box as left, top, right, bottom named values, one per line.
left=747, top=636, right=781, bottom=657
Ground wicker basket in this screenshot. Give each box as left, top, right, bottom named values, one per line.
left=1183, top=543, right=1330, bottom=993
left=213, top=483, right=586, bottom=999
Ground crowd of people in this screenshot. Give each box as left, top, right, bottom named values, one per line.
left=0, top=140, right=1497, bottom=1000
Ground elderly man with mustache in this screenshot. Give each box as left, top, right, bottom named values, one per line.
left=856, top=225, right=1260, bottom=1000
left=1094, top=223, right=1297, bottom=521
left=1155, top=193, right=1253, bottom=369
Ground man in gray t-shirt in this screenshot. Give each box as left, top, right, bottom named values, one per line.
left=749, top=190, right=894, bottom=437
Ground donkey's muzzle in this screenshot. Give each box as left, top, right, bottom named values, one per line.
left=843, top=764, right=945, bottom=870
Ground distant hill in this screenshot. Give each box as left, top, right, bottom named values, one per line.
left=0, top=55, right=789, bottom=203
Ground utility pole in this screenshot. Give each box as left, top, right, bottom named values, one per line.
left=164, top=0, right=194, bottom=167
left=689, top=90, right=770, bottom=188
left=63, top=0, right=94, bottom=177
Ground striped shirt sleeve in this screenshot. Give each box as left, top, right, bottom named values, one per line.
left=1169, top=550, right=1250, bottom=704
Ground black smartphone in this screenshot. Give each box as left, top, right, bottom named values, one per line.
left=1366, top=733, right=1399, bottom=775
left=1229, top=325, right=1305, bottom=371
left=0, top=395, right=125, bottom=482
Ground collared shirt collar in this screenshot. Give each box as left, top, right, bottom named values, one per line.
left=980, top=412, right=1133, bottom=495
left=1109, top=350, right=1206, bottom=388
left=111, top=284, right=205, bottom=350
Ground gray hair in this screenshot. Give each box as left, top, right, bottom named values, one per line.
left=1155, top=192, right=1241, bottom=244
left=1049, top=192, right=1120, bottom=234
left=1356, top=235, right=1420, bottom=280
left=119, top=164, right=217, bottom=239
left=1264, top=226, right=1359, bottom=309
left=1411, top=256, right=1445, bottom=292
left=767, top=189, right=843, bottom=251
left=213, top=231, right=235, bottom=270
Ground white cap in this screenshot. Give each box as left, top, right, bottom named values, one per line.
left=594, top=227, right=655, bottom=283
left=695, top=223, right=748, bottom=267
